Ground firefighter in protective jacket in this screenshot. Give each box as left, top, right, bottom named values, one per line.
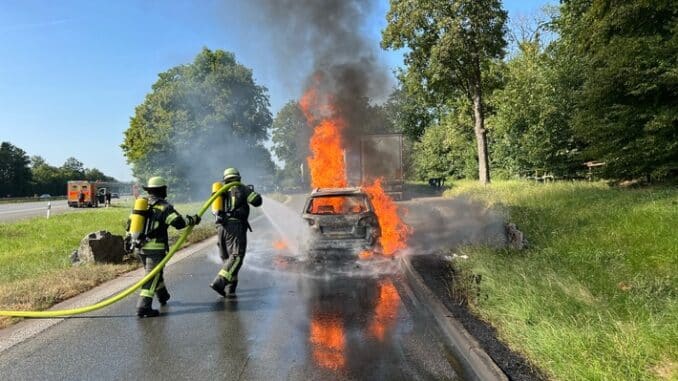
left=125, top=176, right=201, bottom=317
left=210, top=168, right=262, bottom=297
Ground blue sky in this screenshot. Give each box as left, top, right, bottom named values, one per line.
left=0, top=0, right=552, bottom=181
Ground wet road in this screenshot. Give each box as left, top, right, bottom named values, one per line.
left=0, top=216, right=463, bottom=380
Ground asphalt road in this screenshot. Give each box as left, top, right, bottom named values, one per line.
left=0, top=200, right=77, bottom=222
left=0, top=215, right=464, bottom=380
left=0, top=199, right=130, bottom=223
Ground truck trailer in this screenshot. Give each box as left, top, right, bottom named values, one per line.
left=67, top=181, right=101, bottom=207
left=359, top=134, right=404, bottom=200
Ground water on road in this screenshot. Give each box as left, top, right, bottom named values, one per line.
left=0, top=204, right=464, bottom=380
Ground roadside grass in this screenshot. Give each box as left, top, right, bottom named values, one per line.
left=0, top=201, right=217, bottom=329
left=445, top=180, right=677, bottom=381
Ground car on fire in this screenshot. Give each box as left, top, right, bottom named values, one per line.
left=301, top=187, right=381, bottom=259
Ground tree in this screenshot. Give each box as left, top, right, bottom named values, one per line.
left=412, top=112, right=477, bottom=181
left=0, top=142, right=32, bottom=196
left=122, top=48, right=273, bottom=197
left=60, top=157, right=85, bottom=180
left=489, top=30, right=584, bottom=178
left=382, top=87, right=433, bottom=140
left=84, top=168, right=115, bottom=182
left=30, top=155, right=61, bottom=195
left=558, top=0, right=678, bottom=180
left=413, top=98, right=478, bottom=180
left=382, top=0, right=508, bottom=184
left=271, top=101, right=310, bottom=185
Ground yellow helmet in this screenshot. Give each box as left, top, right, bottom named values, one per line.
left=223, top=167, right=241, bottom=182
left=143, top=176, right=167, bottom=190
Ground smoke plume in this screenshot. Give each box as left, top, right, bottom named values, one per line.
left=238, top=0, right=392, bottom=147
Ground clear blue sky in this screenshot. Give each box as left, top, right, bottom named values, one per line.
left=0, top=0, right=552, bottom=181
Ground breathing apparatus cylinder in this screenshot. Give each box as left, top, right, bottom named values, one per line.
left=129, top=197, right=149, bottom=241
left=211, top=182, right=224, bottom=213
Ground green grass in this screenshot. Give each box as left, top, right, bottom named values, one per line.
left=445, top=180, right=677, bottom=381
left=0, top=201, right=217, bottom=327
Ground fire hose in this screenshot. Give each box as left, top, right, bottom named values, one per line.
left=0, top=182, right=238, bottom=318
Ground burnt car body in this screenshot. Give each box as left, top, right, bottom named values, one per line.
left=301, top=188, right=381, bottom=258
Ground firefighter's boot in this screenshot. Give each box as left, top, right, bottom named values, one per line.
left=209, top=275, right=228, bottom=297
left=136, top=296, right=159, bottom=318
left=225, top=280, right=238, bottom=298
left=156, top=288, right=170, bottom=306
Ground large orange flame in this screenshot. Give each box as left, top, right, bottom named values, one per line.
left=363, top=178, right=411, bottom=255
left=300, top=82, right=347, bottom=189
left=300, top=78, right=410, bottom=255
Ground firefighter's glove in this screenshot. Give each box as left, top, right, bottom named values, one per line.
left=185, top=214, right=201, bottom=226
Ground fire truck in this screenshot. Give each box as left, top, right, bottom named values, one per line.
left=67, top=181, right=103, bottom=208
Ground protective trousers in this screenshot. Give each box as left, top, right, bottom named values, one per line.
left=216, top=220, right=247, bottom=291
left=136, top=250, right=169, bottom=309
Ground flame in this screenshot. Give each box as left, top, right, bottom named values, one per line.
left=300, top=79, right=348, bottom=213
left=358, top=250, right=373, bottom=260
left=369, top=281, right=400, bottom=341
left=309, top=316, right=346, bottom=370
left=272, top=239, right=288, bottom=250
left=363, top=178, right=411, bottom=255
left=300, top=76, right=411, bottom=255
left=300, top=80, right=347, bottom=190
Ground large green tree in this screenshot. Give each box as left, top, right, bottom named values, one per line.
left=122, top=48, right=273, bottom=197
left=382, top=0, right=508, bottom=184
left=30, top=156, right=60, bottom=195
left=412, top=109, right=477, bottom=180
left=382, top=87, right=432, bottom=140
left=489, top=33, right=584, bottom=178
left=271, top=101, right=310, bottom=186
left=60, top=157, right=85, bottom=180
left=0, top=142, right=32, bottom=197
left=558, top=0, right=678, bottom=180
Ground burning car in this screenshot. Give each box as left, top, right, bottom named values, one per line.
left=301, top=187, right=381, bottom=258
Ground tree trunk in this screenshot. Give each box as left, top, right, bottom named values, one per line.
left=472, top=89, right=491, bottom=184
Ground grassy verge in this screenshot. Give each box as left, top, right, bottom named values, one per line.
left=0, top=202, right=216, bottom=328
left=445, top=180, right=677, bottom=381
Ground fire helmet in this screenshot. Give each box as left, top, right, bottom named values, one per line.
left=223, top=167, right=241, bottom=182
left=143, top=176, right=167, bottom=190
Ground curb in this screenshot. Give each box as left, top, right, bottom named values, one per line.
left=0, top=236, right=217, bottom=354
left=400, top=256, right=508, bottom=381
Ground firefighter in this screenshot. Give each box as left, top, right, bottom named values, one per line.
left=209, top=168, right=262, bottom=298
left=125, top=176, right=201, bottom=317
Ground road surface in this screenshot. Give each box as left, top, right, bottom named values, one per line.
left=0, top=200, right=80, bottom=223
left=0, top=214, right=464, bottom=380
left=0, top=199, right=127, bottom=223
